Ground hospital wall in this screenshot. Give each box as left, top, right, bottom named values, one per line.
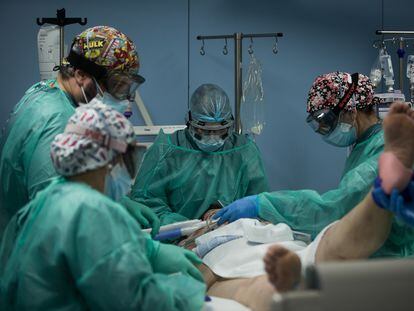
left=0, top=0, right=412, bottom=193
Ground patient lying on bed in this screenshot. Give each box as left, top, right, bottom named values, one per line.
left=191, top=103, right=414, bottom=311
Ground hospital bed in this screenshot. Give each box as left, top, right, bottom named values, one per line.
left=272, top=259, right=414, bottom=311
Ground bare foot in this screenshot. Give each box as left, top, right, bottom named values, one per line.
left=383, top=102, right=414, bottom=168
left=263, top=245, right=301, bottom=292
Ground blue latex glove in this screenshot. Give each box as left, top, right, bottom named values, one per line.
left=213, top=195, right=259, bottom=225
left=120, top=196, right=161, bottom=238
left=372, top=180, right=414, bottom=227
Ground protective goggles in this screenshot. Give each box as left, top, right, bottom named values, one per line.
left=105, top=71, right=145, bottom=101
left=306, top=73, right=359, bottom=136
left=306, top=109, right=340, bottom=136
left=188, top=111, right=234, bottom=130
left=67, top=50, right=145, bottom=102
left=187, top=112, right=234, bottom=140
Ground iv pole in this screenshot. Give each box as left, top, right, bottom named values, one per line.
left=197, top=32, right=283, bottom=133
left=37, top=8, right=87, bottom=66
left=376, top=30, right=414, bottom=92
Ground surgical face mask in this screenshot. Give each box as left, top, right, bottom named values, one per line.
left=322, top=122, right=357, bottom=147
left=102, top=92, right=130, bottom=114
left=194, top=135, right=226, bottom=152
left=104, top=163, right=132, bottom=202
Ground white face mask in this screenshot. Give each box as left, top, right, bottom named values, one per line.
left=101, top=92, right=129, bottom=114
left=193, top=135, right=226, bottom=152
left=322, top=122, right=357, bottom=147
left=104, top=163, right=132, bottom=202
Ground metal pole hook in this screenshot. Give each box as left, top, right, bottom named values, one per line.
left=200, top=39, right=206, bottom=56
left=223, top=38, right=228, bottom=55
left=272, top=36, right=278, bottom=54
left=248, top=37, right=254, bottom=55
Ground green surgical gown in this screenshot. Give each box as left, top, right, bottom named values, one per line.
left=0, top=178, right=205, bottom=310
left=130, top=129, right=269, bottom=225
left=257, top=124, right=414, bottom=258
left=0, top=79, right=76, bottom=236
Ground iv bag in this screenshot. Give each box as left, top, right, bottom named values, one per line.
left=369, top=55, right=382, bottom=88
left=379, top=49, right=395, bottom=91
left=241, top=54, right=265, bottom=135
left=406, top=55, right=414, bottom=83
left=37, top=25, right=60, bottom=80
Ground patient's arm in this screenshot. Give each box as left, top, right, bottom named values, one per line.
left=315, top=193, right=393, bottom=261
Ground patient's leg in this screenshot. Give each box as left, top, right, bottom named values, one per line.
left=316, top=102, right=414, bottom=261
left=264, top=102, right=414, bottom=291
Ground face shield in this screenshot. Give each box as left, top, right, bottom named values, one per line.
left=104, top=71, right=145, bottom=101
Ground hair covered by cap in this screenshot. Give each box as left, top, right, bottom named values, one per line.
left=190, top=84, right=233, bottom=122
left=307, top=71, right=376, bottom=113
left=65, top=25, right=140, bottom=76
left=50, top=101, right=135, bottom=176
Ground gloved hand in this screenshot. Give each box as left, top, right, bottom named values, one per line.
left=213, top=195, right=259, bottom=225
left=372, top=180, right=414, bottom=227
left=120, top=196, right=161, bottom=238
left=152, top=243, right=204, bottom=283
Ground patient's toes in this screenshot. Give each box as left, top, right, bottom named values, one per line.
left=383, top=103, right=414, bottom=167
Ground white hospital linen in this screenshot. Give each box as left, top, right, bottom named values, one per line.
left=201, top=219, right=307, bottom=278
left=296, top=221, right=337, bottom=272
left=200, top=219, right=336, bottom=278
left=196, top=219, right=294, bottom=245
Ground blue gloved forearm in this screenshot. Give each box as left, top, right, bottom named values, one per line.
left=213, top=195, right=259, bottom=225
left=372, top=179, right=414, bottom=227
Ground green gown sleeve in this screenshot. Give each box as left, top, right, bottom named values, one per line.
left=24, top=112, right=69, bottom=200
left=258, top=155, right=379, bottom=239
left=130, top=135, right=189, bottom=225
left=67, top=196, right=205, bottom=311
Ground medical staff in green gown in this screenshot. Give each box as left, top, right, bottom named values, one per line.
left=215, top=72, right=414, bottom=258
left=130, top=84, right=269, bottom=225
left=0, top=26, right=159, bottom=238
left=0, top=103, right=205, bottom=310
